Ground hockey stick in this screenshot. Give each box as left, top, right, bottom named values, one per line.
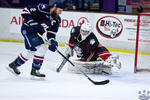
left=56, top=55, right=69, bottom=72
left=56, top=49, right=110, bottom=85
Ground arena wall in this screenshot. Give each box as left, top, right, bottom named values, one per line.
left=0, top=8, right=149, bottom=53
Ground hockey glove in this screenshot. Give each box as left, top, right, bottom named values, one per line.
left=48, top=38, right=58, bottom=52
left=105, top=56, right=121, bottom=69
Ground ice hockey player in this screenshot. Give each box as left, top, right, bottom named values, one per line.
left=64, top=22, right=121, bottom=74
left=8, top=2, right=64, bottom=77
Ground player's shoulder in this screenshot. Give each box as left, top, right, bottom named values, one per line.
left=88, top=33, right=99, bottom=46
left=72, top=26, right=80, bottom=30
left=37, top=3, right=50, bottom=14
left=90, top=32, right=97, bottom=38
left=70, top=26, right=80, bottom=34
left=56, top=16, right=61, bottom=24
left=88, top=32, right=99, bottom=41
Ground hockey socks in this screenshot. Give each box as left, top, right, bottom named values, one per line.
left=16, top=53, right=28, bottom=66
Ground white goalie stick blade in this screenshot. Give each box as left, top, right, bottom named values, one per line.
left=56, top=58, right=68, bottom=72
left=56, top=55, right=70, bottom=72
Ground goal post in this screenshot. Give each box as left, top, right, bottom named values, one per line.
left=134, top=13, right=150, bottom=73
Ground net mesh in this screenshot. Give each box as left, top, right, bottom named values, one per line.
left=135, top=13, right=150, bottom=72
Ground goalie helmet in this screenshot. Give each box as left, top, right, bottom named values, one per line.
left=80, top=23, right=92, bottom=40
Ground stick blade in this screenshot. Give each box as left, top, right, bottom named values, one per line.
left=56, top=56, right=69, bottom=72
left=93, top=80, right=110, bottom=85
left=88, top=78, right=110, bottom=85
left=56, top=68, right=60, bottom=72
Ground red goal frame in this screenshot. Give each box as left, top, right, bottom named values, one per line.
left=134, top=13, right=150, bottom=73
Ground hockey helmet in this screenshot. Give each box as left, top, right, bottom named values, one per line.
left=80, top=23, right=92, bottom=40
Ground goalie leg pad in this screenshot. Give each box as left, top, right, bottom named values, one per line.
left=67, top=58, right=104, bottom=74
left=102, top=62, right=112, bottom=75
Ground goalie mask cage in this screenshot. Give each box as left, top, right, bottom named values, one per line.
left=134, top=13, right=150, bottom=73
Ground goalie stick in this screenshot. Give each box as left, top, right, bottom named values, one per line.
left=56, top=49, right=110, bottom=85
left=57, top=52, right=93, bottom=72
left=56, top=58, right=67, bottom=72
left=56, top=55, right=69, bottom=72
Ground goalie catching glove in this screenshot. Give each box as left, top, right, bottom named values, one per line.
left=104, top=56, right=121, bottom=69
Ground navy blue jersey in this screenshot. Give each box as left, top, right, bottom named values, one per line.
left=69, top=26, right=111, bottom=61
left=21, top=3, right=61, bottom=40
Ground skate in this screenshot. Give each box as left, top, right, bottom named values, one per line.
left=7, top=59, right=20, bottom=75
left=31, top=68, right=46, bottom=77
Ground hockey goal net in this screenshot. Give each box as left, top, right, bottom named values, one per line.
left=134, top=13, right=150, bottom=73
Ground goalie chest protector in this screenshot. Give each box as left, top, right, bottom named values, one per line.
left=69, top=26, right=100, bottom=60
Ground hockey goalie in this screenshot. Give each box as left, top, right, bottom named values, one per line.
left=64, top=22, right=121, bottom=74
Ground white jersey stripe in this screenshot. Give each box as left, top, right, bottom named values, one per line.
left=34, top=56, right=44, bottom=61
left=98, top=53, right=110, bottom=57
left=47, top=31, right=57, bottom=35
left=24, top=35, right=32, bottom=47
left=18, top=54, right=27, bottom=62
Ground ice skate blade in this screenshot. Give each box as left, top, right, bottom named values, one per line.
left=30, top=76, right=45, bottom=81
left=6, top=67, right=19, bottom=76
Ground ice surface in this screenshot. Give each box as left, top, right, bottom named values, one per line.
left=0, top=42, right=150, bottom=100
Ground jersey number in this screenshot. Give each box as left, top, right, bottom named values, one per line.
left=30, top=8, right=36, bottom=12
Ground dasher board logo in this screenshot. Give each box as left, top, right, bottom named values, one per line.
left=96, top=16, right=123, bottom=39
left=77, top=17, right=89, bottom=26
left=138, top=90, right=150, bottom=100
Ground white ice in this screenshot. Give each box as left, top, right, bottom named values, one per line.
left=0, top=42, right=150, bottom=100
